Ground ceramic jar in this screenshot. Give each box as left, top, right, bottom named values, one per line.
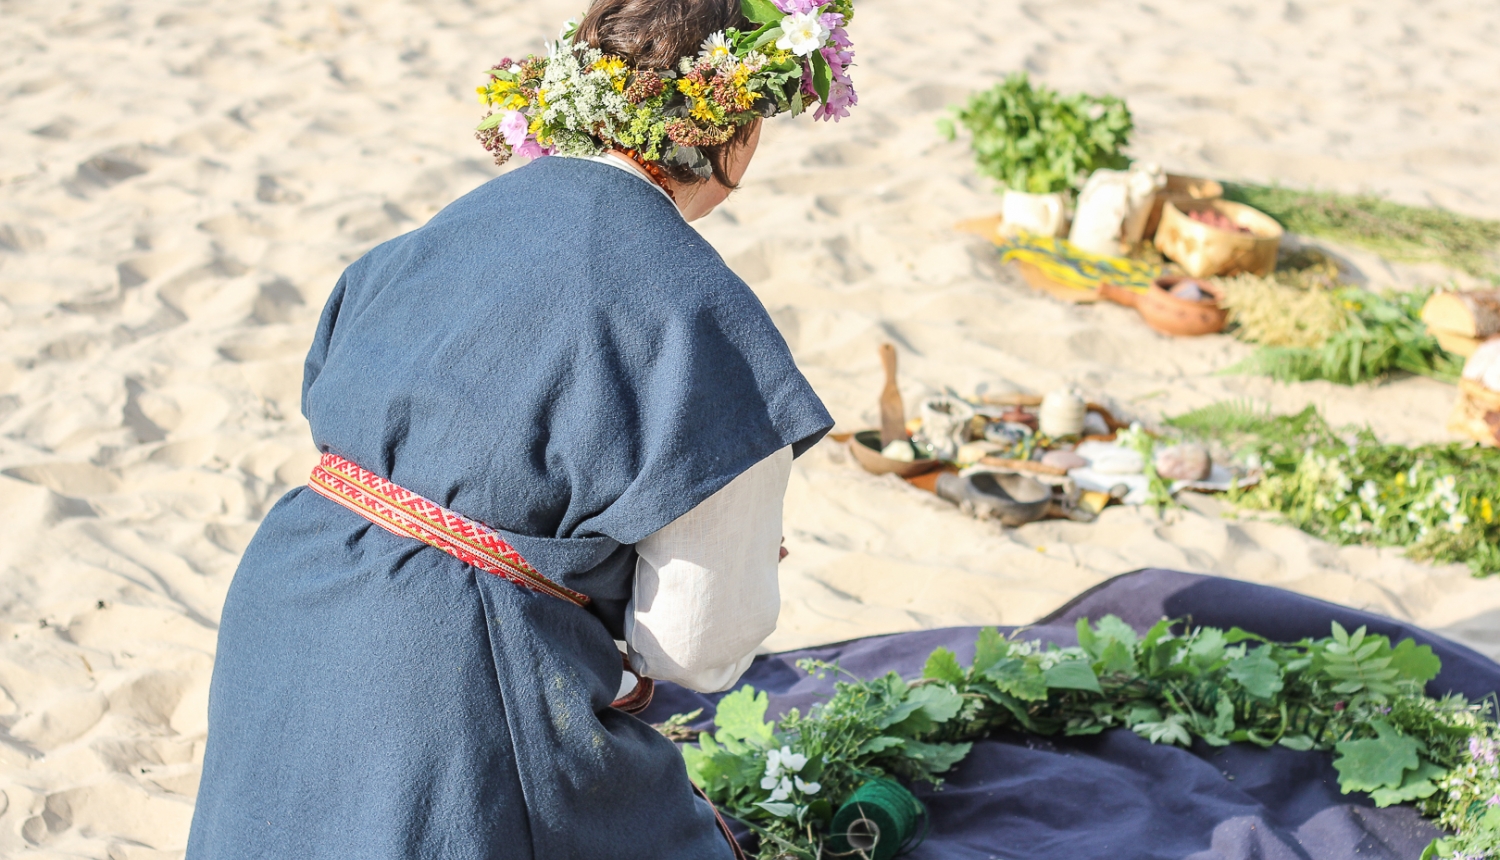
left=1038, top=390, right=1087, bottom=438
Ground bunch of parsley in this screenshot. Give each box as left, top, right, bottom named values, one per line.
left=938, top=73, right=1134, bottom=195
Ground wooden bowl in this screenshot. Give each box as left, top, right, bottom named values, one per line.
left=1136, top=276, right=1229, bottom=337
left=1155, top=199, right=1282, bottom=278
left=849, top=430, right=942, bottom=477
left=1143, top=174, right=1225, bottom=239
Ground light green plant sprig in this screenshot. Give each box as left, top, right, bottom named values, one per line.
left=1165, top=401, right=1500, bottom=577
left=674, top=618, right=1500, bottom=859
left=1222, top=183, right=1500, bottom=281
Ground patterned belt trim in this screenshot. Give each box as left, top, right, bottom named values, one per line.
left=307, top=452, right=592, bottom=608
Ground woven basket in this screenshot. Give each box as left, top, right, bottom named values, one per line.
left=1154, top=199, right=1282, bottom=278
left=1142, top=175, right=1225, bottom=240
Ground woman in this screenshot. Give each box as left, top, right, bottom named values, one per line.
left=186, top=0, right=857, bottom=857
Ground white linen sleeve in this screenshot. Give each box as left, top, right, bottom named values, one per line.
left=624, top=446, right=793, bottom=694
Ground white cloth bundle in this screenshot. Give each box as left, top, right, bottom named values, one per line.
left=1068, top=164, right=1167, bottom=257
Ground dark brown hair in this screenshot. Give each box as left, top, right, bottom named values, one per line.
left=574, top=0, right=759, bottom=187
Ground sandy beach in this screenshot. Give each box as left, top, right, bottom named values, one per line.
left=1, top=0, right=1498, bottom=854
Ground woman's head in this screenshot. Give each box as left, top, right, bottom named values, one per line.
left=574, top=0, right=759, bottom=188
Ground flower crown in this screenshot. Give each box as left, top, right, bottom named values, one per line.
left=476, top=0, right=856, bottom=179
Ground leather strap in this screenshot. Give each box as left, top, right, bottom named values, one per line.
left=694, top=784, right=749, bottom=860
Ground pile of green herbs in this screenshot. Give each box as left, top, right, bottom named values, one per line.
left=672, top=618, right=1500, bottom=860
left=1222, top=285, right=1464, bottom=385
left=1166, top=401, right=1500, bottom=577
left=938, top=73, right=1134, bottom=195
left=1223, top=183, right=1500, bottom=281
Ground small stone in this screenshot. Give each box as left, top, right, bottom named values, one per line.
left=1156, top=443, right=1212, bottom=481
left=1041, top=450, right=1087, bottom=470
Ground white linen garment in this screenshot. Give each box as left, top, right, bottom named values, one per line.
left=625, top=446, right=792, bottom=693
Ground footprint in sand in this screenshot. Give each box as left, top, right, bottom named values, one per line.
left=9, top=690, right=108, bottom=751
left=73, top=147, right=150, bottom=190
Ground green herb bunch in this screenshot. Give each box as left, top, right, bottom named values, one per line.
left=938, top=73, right=1134, bottom=195
left=1166, top=402, right=1500, bottom=576
left=672, top=618, right=1499, bottom=859
left=1225, top=287, right=1464, bottom=385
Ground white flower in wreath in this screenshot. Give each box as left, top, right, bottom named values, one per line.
left=794, top=776, right=821, bottom=795
left=777, top=10, right=831, bottom=57
left=699, top=31, right=733, bottom=68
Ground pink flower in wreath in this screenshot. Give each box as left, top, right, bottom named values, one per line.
left=499, top=110, right=551, bottom=159
left=774, top=0, right=823, bottom=14
left=499, top=111, right=530, bottom=149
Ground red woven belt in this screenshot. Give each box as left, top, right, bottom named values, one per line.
left=307, top=452, right=653, bottom=712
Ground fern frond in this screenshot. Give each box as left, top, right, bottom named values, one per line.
left=1165, top=399, right=1278, bottom=438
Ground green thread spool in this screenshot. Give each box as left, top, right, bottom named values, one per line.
left=825, top=779, right=924, bottom=860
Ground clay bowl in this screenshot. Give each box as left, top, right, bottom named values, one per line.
left=1155, top=199, right=1283, bottom=278
left=1137, top=276, right=1229, bottom=337
left=1098, top=281, right=1141, bottom=308
left=849, top=430, right=942, bottom=477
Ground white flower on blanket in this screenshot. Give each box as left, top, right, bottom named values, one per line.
left=760, top=746, right=820, bottom=799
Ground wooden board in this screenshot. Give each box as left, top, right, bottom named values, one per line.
left=1422, top=290, right=1500, bottom=339
left=1433, top=329, right=1486, bottom=358
left=1012, top=260, right=1100, bottom=304
left=1448, top=378, right=1500, bottom=446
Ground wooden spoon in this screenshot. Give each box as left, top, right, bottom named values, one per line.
left=879, top=344, right=905, bottom=448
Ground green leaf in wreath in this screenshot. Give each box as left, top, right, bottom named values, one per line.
left=1319, top=622, right=1404, bottom=698
left=1096, top=639, right=1136, bottom=675
left=1333, top=719, right=1420, bottom=793
left=477, top=112, right=507, bottom=131
left=1187, top=628, right=1230, bottom=667
left=1368, top=759, right=1445, bottom=807
left=982, top=657, right=1049, bottom=702
left=713, top=687, right=775, bottom=747
left=1133, top=714, right=1193, bottom=747
left=740, top=0, right=784, bottom=25
left=973, top=627, right=1009, bottom=674
left=1213, top=694, right=1237, bottom=737
left=1043, top=659, right=1102, bottom=693
left=909, top=684, right=965, bottom=723
left=876, top=699, right=924, bottom=731
left=809, top=49, right=831, bottom=104
left=756, top=800, right=798, bottom=818
left=857, top=736, right=905, bottom=755
left=902, top=739, right=973, bottom=774
left=923, top=647, right=967, bottom=685
left=1227, top=648, right=1285, bottom=699
left=1094, top=615, right=1139, bottom=651
left=1075, top=617, right=1097, bottom=656
left=1277, top=735, right=1316, bottom=751
left=1388, top=638, right=1441, bottom=684
left=752, top=25, right=784, bottom=51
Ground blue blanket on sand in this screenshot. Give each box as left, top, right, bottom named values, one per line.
left=643, top=569, right=1500, bottom=860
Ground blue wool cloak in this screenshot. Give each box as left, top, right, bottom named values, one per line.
left=186, top=157, right=832, bottom=859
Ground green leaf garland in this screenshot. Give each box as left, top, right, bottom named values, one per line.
left=671, top=618, right=1500, bottom=860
